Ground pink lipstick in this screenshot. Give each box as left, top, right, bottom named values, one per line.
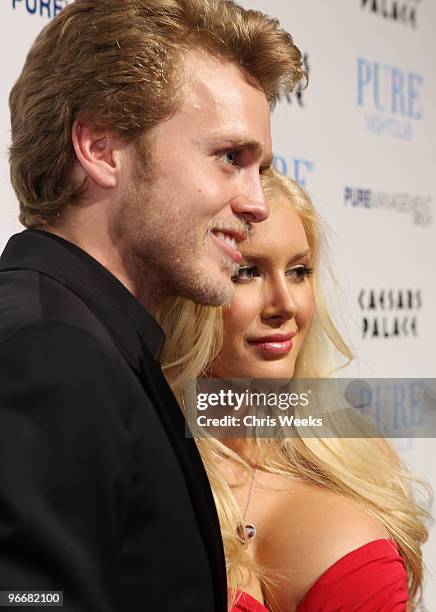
left=247, top=333, right=296, bottom=356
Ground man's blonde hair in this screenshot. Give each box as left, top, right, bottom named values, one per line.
left=9, top=0, right=305, bottom=228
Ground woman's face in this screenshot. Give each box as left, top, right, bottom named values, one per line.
left=211, top=195, right=314, bottom=379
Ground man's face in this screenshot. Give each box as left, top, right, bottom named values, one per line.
left=119, top=50, right=272, bottom=307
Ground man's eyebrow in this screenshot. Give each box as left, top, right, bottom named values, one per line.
left=205, top=134, right=273, bottom=168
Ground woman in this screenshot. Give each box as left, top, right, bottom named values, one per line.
left=157, top=169, right=429, bottom=611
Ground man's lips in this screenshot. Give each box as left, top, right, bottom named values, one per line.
left=214, top=228, right=247, bottom=243
left=247, top=333, right=296, bottom=356
left=211, top=229, right=246, bottom=264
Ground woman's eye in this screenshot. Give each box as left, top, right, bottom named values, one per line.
left=231, top=266, right=258, bottom=282
left=287, top=265, right=314, bottom=282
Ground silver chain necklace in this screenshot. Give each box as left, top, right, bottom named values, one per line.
left=236, top=466, right=257, bottom=544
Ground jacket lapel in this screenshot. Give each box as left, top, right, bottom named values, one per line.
left=137, top=345, right=227, bottom=609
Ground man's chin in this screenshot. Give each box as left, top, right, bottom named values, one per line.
left=190, top=277, right=235, bottom=307
left=178, top=266, right=235, bottom=307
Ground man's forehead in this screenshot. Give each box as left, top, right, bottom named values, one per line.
left=180, top=48, right=267, bottom=109
left=172, top=49, right=272, bottom=161
left=181, top=48, right=246, bottom=81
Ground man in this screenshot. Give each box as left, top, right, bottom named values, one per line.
left=0, top=1, right=303, bottom=610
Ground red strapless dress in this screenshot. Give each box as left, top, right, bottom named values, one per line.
left=231, top=539, right=408, bottom=611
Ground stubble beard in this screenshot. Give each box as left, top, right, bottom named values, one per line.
left=153, top=227, right=238, bottom=306
left=115, top=180, right=238, bottom=307
left=178, top=238, right=238, bottom=306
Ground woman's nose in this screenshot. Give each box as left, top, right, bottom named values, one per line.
left=261, top=277, right=297, bottom=322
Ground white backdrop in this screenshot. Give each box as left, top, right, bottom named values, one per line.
left=1, top=0, right=435, bottom=607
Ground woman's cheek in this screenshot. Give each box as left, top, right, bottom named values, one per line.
left=296, top=284, right=315, bottom=330
left=224, top=290, right=259, bottom=337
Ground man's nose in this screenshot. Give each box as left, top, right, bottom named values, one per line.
left=230, top=173, right=269, bottom=223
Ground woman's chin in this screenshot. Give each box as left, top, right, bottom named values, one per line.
left=210, top=356, right=296, bottom=380
left=239, top=360, right=296, bottom=380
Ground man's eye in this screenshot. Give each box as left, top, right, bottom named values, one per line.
left=231, top=266, right=258, bottom=282
left=220, top=151, right=237, bottom=165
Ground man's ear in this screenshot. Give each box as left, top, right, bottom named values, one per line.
left=71, top=118, right=120, bottom=189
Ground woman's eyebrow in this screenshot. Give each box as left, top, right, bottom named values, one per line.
left=240, top=248, right=312, bottom=264
left=288, top=248, right=312, bottom=263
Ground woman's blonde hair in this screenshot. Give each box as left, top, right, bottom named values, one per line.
left=157, top=169, right=430, bottom=607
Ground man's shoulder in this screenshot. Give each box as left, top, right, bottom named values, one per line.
left=0, top=267, right=150, bottom=413
left=0, top=267, right=111, bottom=347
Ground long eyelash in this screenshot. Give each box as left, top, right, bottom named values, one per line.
left=232, top=265, right=314, bottom=283
left=231, top=265, right=257, bottom=282
left=292, top=265, right=314, bottom=280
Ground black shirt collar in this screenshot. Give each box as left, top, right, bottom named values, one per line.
left=0, top=229, right=166, bottom=367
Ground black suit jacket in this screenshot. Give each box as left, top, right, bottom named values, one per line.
left=0, top=230, right=227, bottom=611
